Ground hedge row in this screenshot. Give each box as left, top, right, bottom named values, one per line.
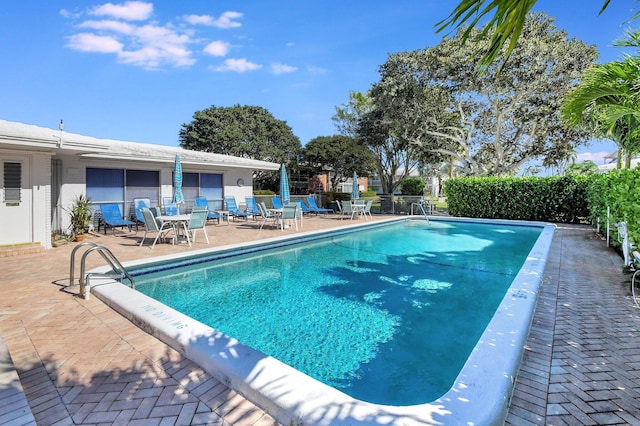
left=586, top=169, right=640, bottom=246
left=443, top=176, right=590, bottom=223
left=443, top=170, right=640, bottom=246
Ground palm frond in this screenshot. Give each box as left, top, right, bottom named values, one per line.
left=598, top=0, right=612, bottom=15
left=613, top=28, right=640, bottom=48
left=436, top=0, right=631, bottom=69
left=435, top=0, right=537, bottom=69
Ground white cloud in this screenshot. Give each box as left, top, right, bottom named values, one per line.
left=183, top=14, right=214, bottom=26
left=212, top=58, right=262, bottom=72
left=183, top=11, right=243, bottom=29
left=90, top=1, right=153, bottom=21
left=59, top=9, right=79, bottom=19
left=121, top=24, right=194, bottom=68
left=135, top=24, right=190, bottom=46
left=119, top=44, right=195, bottom=69
left=63, top=4, right=244, bottom=70
left=271, top=62, right=297, bottom=75
left=67, top=22, right=195, bottom=69
left=78, top=19, right=136, bottom=34
left=306, top=65, right=329, bottom=74
left=212, top=11, right=243, bottom=28
left=204, top=40, right=230, bottom=56
left=577, top=151, right=612, bottom=165
left=66, top=33, right=123, bottom=53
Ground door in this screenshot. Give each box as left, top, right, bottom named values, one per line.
left=0, top=156, right=32, bottom=245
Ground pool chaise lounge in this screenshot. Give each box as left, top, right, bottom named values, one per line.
left=194, top=197, right=222, bottom=224
left=99, top=203, right=135, bottom=234
left=224, top=196, right=250, bottom=221
left=307, top=197, right=333, bottom=215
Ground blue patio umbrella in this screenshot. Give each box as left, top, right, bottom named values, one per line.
left=351, top=171, right=359, bottom=200
left=173, top=154, right=185, bottom=211
left=279, top=164, right=290, bottom=205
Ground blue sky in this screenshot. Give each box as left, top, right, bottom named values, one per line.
left=0, top=1, right=637, bottom=166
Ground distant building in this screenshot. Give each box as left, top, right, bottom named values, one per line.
left=312, top=170, right=368, bottom=194
left=598, top=150, right=640, bottom=173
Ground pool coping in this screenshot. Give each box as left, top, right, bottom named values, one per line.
left=89, top=216, right=555, bottom=426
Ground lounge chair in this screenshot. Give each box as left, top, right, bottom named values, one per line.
left=224, top=197, right=250, bottom=220
left=99, top=204, right=135, bottom=234
left=257, top=202, right=277, bottom=230
left=307, top=197, right=333, bottom=215
left=133, top=198, right=151, bottom=231
left=296, top=200, right=312, bottom=216
left=139, top=208, right=174, bottom=248
left=163, top=197, right=179, bottom=216
left=194, top=197, right=222, bottom=224
left=187, top=210, right=209, bottom=245
left=271, top=197, right=284, bottom=209
left=245, top=197, right=262, bottom=219
left=280, top=204, right=299, bottom=231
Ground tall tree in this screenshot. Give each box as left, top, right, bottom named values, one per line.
left=437, top=0, right=632, bottom=69
left=179, top=104, right=301, bottom=164
left=334, top=90, right=445, bottom=194
left=302, top=135, right=375, bottom=191
left=332, top=91, right=372, bottom=138
left=565, top=160, right=599, bottom=176
left=373, top=13, right=597, bottom=177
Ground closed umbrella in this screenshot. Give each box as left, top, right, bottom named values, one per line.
left=173, top=154, right=185, bottom=213
left=280, top=164, right=290, bottom=205
left=351, top=171, right=359, bottom=200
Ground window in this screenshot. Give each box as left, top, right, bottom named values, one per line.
left=86, top=168, right=124, bottom=203
left=3, top=162, right=21, bottom=203
left=182, top=172, right=199, bottom=208
left=125, top=170, right=159, bottom=217
left=86, top=168, right=224, bottom=214
left=200, top=173, right=223, bottom=210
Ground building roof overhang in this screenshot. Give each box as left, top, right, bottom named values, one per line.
left=0, top=119, right=280, bottom=171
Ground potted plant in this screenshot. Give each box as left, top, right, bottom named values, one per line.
left=68, top=195, right=92, bottom=241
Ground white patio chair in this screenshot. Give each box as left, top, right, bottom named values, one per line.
left=139, top=208, right=174, bottom=248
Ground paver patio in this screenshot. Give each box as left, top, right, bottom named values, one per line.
left=1, top=217, right=639, bottom=425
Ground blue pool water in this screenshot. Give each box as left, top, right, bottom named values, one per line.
left=132, top=220, right=542, bottom=406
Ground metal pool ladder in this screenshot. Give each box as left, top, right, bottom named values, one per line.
left=410, top=202, right=430, bottom=224
left=69, top=242, right=135, bottom=300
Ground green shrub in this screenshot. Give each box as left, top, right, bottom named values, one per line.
left=587, top=169, right=640, bottom=245
left=443, top=176, right=589, bottom=223
left=323, top=191, right=352, bottom=202
left=442, top=169, right=640, bottom=248
left=400, top=177, right=425, bottom=195
left=253, top=189, right=275, bottom=195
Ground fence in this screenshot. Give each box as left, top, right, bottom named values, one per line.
left=253, top=194, right=437, bottom=216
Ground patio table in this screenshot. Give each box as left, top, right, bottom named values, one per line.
left=156, top=214, right=190, bottom=244
left=215, top=210, right=231, bottom=225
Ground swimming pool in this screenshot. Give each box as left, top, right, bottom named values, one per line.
left=91, top=217, right=555, bottom=425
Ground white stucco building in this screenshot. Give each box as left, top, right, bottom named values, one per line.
left=0, top=119, right=279, bottom=251
left=597, top=150, right=640, bottom=173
